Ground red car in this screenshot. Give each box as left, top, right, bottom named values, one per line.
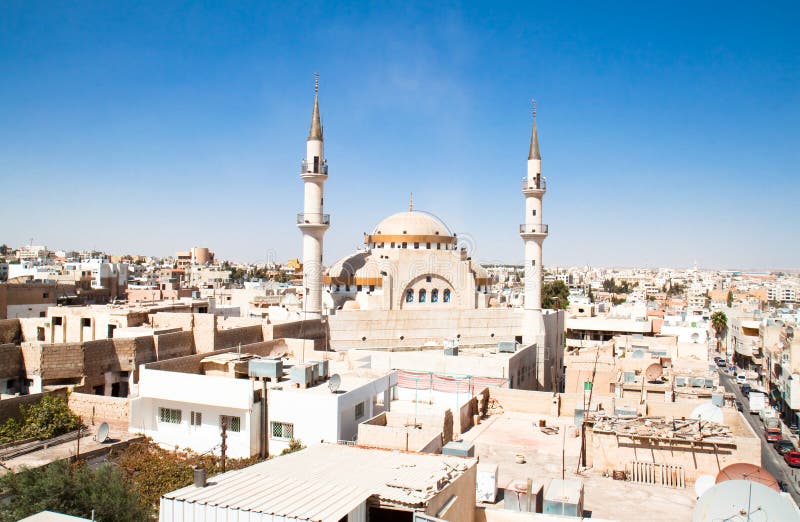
left=784, top=451, right=800, bottom=467
left=766, top=429, right=783, bottom=443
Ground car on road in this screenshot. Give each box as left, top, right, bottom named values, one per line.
left=784, top=451, right=800, bottom=467
left=715, top=358, right=726, bottom=367
left=736, top=373, right=748, bottom=384
left=735, top=400, right=743, bottom=412
left=741, top=384, right=752, bottom=396
left=765, top=428, right=782, bottom=443
left=775, top=440, right=795, bottom=455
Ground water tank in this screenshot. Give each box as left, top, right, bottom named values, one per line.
left=248, top=358, right=283, bottom=379
left=290, top=364, right=314, bottom=388
left=442, top=440, right=475, bottom=457
left=444, top=346, right=459, bottom=356
left=497, top=341, right=517, bottom=353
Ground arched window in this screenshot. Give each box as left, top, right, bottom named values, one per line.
left=431, top=289, right=439, bottom=303
left=419, top=289, right=427, bottom=303
left=405, top=289, right=414, bottom=303
left=443, top=289, right=451, bottom=303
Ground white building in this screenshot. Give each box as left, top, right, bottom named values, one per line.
left=130, top=346, right=396, bottom=458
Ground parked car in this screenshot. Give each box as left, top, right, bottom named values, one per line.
left=765, top=428, right=783, bottom=443
left=736, top=373, right=748, bottom=384
left=735, top=400, right=743, bottom=412
left=775, top=440, right=795, bottom=455
left=716, top=359, right=726, bottom=368
left=790, top=423, right=799, bottom=435
left=741, top=384, right=752, bottom=396
left=784, top=451, right=800, bottom=467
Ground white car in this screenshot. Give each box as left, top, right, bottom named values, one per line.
left=736, top=373, right=748, bottom=384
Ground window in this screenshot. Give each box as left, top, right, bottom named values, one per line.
left=42, top=292, right=49, bottom=298
left=220, top=415, right=241, bottom=432
left=159, top=407, right=182, bottom=424
left=426, top=276, right=432, bottom=283
left=414, top=242, right=419, bottom=249
left=355, top=402, right=365, bottom=419
left=431, top=289, right=439, bottom=303
left=405, top=289, right=414, bottom=303
left=357, top=285, right=362, bottom=292
left=369, top=285, right=375, bottom=292
left=443, top=289, right=451, bottom=303
left=437, top=243, right=441, bottom=250
left=191, top=411, right=202, bottom=426
left=52, top=317, right=63, bottom=326
left=426, top=243, right=431, bottom=249
left=532, top=210, right=536, bottom=216
left=271, top=421, right=294, bottom=440
left=390, top=242, right=395, bottom=248
left=419, top=289, right=427, bottom=303
left=402, top=242, right=407, bottom=248
left=81, top=318, right=91, bottom=327
left=39, top=312, right=46, bottom=318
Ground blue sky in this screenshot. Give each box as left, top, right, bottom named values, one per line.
left=1, top=1, right=797, bottom=269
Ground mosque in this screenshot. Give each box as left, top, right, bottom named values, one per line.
left=296, top=78, right=563, bottom=391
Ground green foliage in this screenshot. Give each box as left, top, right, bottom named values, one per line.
left=542, top=280, right=569, bottom=309
left=0, top=460, right=149, bottom=522
left=726, top=291, right=734, bottom=307
left=0, top=394, right=82, bottom=444
left=602, top=278, right=632, bottom=294
left=711, top=311, right=728, bottom=337
left=611, top=296, right=627, bottom=305
left=109, top=439, right=264, bottom=509
left=280, top=438, right=305, bottom=455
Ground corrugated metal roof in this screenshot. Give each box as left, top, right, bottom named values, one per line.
left=163, top=444, right=474, bottom=520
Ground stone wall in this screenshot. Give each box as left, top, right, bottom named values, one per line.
left=154, top=330, right=195, bottom=360
left=68, top=392, right=129, bottom=429
left=0, top=343, right=22, bottom=379
left=357, top=411, right=444, bottom=453
left=145, top=339, right=289, bottom=374
left=0, top=318, right=21, bottom=344
left=40, top=343, right=84, bottom=380
left=215, top=324, right=263, bottom=350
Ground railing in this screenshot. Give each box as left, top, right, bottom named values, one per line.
left=522, top=176, right=546, bottom=191
left=519, top=224, right=549, bottom=234
left=301, top=160, right=328, bottom=175
left=297, top=213, right=330, bottom=225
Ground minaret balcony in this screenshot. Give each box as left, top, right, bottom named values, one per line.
left=519, top=224, right=549, bottom=236
left=522, top=176, right=546, bottom=193
left=297, top=213, right=331, bottom=226
left=301, top=160, right=328, bottom=176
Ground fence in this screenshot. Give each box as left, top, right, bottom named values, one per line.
left=396, top=369, right=508, bottom=395
left=627, top=461, right=686, bottom=488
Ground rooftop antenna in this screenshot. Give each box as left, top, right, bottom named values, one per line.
left=409, top=192, right=414, bottom=212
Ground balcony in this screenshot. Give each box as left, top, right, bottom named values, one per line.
left=519, top=224, right=549, bottom=235
left=522, top=176, right=546, bottom=191
left=297, top=213, right=330, bottom=225
left=301, top=160, right=328, bottom=176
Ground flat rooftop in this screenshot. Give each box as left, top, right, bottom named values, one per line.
left=161, top=443, right=474, bottom=520
left=459, top=411, right=696, bottom=521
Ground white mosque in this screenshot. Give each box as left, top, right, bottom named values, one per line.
left=296, top=78, right=563, bottom=391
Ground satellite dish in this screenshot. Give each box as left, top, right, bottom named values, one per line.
left=694, top=475, right=715, bottom=498
left=715, top=463, right=780, bottom=491
left=691, top=403, right=724, bottom=424
left=328, top=373, right=341, bottom=393
left=693, top=480, right=796, bottom=522
left=645, top=363, right=663, bottom=381
left=96, top=422, right=109, bottom=443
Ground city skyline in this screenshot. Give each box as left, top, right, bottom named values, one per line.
left=1, top=2, right=798, bottom=268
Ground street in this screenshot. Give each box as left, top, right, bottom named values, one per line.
left=718, top=369, right=800, bottom=504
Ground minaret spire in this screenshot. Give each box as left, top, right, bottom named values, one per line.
left=409, top=192, right=413, bottom=212
left=528, top=99, right=541, bottom=160
left=308, top=72, right=323, bottom=141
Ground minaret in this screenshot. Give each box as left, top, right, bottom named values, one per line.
left=297, top=73, right=329, bottom=319
left=520, top=100, right=548, bottom=344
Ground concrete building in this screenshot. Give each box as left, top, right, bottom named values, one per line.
left=0, top=282, right=68, bottom=319
left=159, top=443, right=477, bottom=522
left=175, top=247, right=214, bottom=270
left=130, top=343, right=396, bottom=458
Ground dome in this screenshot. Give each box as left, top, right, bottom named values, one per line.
left=371, top=211, right=453, bottom=237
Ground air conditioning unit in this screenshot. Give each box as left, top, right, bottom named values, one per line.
left=442, top=440, right=475, bottom=457
left=313, top=360, right=329, bottom=381
left=444, top=346, right=458, bottom=356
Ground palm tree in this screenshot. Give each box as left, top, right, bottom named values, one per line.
left=711, top=311, right=728, bottom=353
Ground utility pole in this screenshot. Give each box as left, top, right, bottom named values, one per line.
left=220, top=419, right=228, bottom=473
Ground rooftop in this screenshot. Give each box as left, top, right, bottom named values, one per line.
left=161, top=444, right=474, bottom=520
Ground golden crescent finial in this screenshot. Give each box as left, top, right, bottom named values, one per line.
left=314, top=72, right=319, bottom=95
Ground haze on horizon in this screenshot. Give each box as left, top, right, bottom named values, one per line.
left=1, top=2, right=797, bottom=269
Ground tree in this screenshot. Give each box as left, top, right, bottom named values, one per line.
left=542, top=280, right=569, bottom=309
left=587, top=286, right=594, bottom=303
left=711, top=311, right=728, bottom=353
left=726, top=291, right=734, bottom=308
left=0, top=460, right=149, bottom=522
left=0, top=394, right=82, bottom=444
